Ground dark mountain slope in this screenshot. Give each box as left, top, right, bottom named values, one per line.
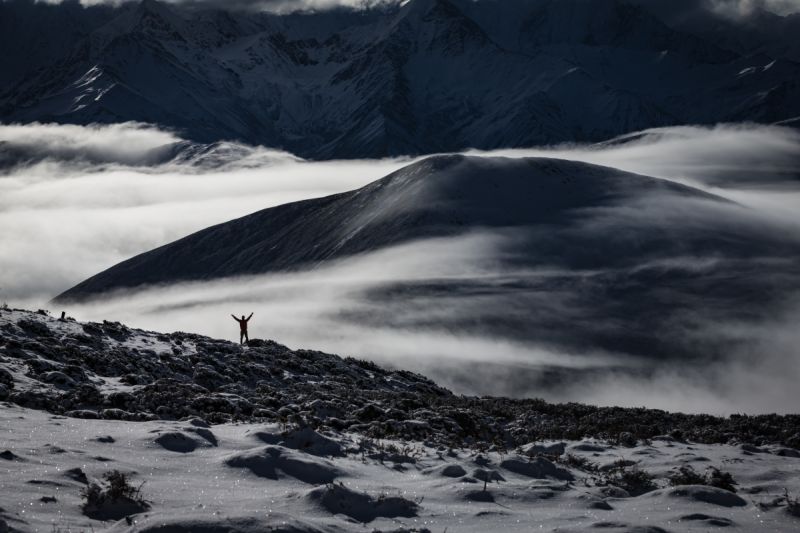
left=56, top=154, right=770, bottom=302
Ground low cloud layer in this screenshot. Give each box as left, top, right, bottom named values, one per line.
left=0, top=121, right=410, bottom=300
left=55, top=231, right=800, bottom=415
left=706, top=0, right=800, bottom=17
left=2, top=120, right=799, bottom=414
left=0, top=122, right=181, bottom=167
left=468, top=124, right=800, bottom=189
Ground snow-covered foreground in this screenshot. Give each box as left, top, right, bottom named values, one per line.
left=2, top=308, right=800, bottom=531
left=2, top=405, right=800, bottom=532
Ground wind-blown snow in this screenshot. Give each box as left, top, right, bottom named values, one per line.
left=2, top=404, right=799, bottom=532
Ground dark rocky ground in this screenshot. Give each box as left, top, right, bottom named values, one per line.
left=1, top=308, right=798, bottom=451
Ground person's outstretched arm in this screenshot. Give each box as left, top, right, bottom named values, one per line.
left=231, top=314, right=238, bottom=321
left=247, top=312, right=254, bottom=321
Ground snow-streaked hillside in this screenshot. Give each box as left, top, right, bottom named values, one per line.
left=52, top=154, right=733, bottom=300
left=1, top=0, right=799, bottom=158
left=1, top=307, right=800, bottom=532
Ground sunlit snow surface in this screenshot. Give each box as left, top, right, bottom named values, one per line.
left=2, top=404, right=800, bottom=532
left=1, top=308, right=800, bottom=531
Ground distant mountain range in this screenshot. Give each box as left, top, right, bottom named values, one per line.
left=2, top=0, right=799, bottom=159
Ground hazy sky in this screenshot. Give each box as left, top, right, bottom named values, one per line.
left=1, top=121, right=799, bottom=414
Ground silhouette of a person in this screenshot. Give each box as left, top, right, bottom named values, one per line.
left=232, top=312, right=253, bottom=345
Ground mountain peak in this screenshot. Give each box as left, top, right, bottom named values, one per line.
left=126, top=0, right=187, bottom=41
left=138, top=0, right=171, bottom=14
left=391, top=0, right=490, bottom=54
left=54, top=155, right=724, bottom=302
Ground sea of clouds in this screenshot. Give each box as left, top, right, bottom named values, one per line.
left=1, top=120, right=799, bottom=414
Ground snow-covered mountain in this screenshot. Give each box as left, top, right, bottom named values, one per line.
left=2, top=0, right=799, bottom=158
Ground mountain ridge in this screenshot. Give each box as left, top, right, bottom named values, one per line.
left=54, top=154, right=730, bottom=302
left=2, top=0, right=800, bottom=158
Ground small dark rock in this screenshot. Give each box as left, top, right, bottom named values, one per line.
left=465, top=490, right=494, bottom=502
left=64, top=467, right=88, bottom=484
left=0, top=450, right=22, bottom=461
left=65, top=409, right=100, bottom=419
left=441, top=465, right=467, bottom=477
left=500, top=457, right=574, bottom=481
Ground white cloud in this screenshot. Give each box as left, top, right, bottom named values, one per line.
left=0, top=121, right=412, bottom=300
left=707, top=0, right=800, bottom=17
left=467, top=123, right=800, bottom=188
left=0, top=121, right=182, bottom=167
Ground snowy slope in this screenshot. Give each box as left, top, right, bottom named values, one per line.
left=1, top=0, right=799, bottom=158
left=1, top=308, right=800, bottom=532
